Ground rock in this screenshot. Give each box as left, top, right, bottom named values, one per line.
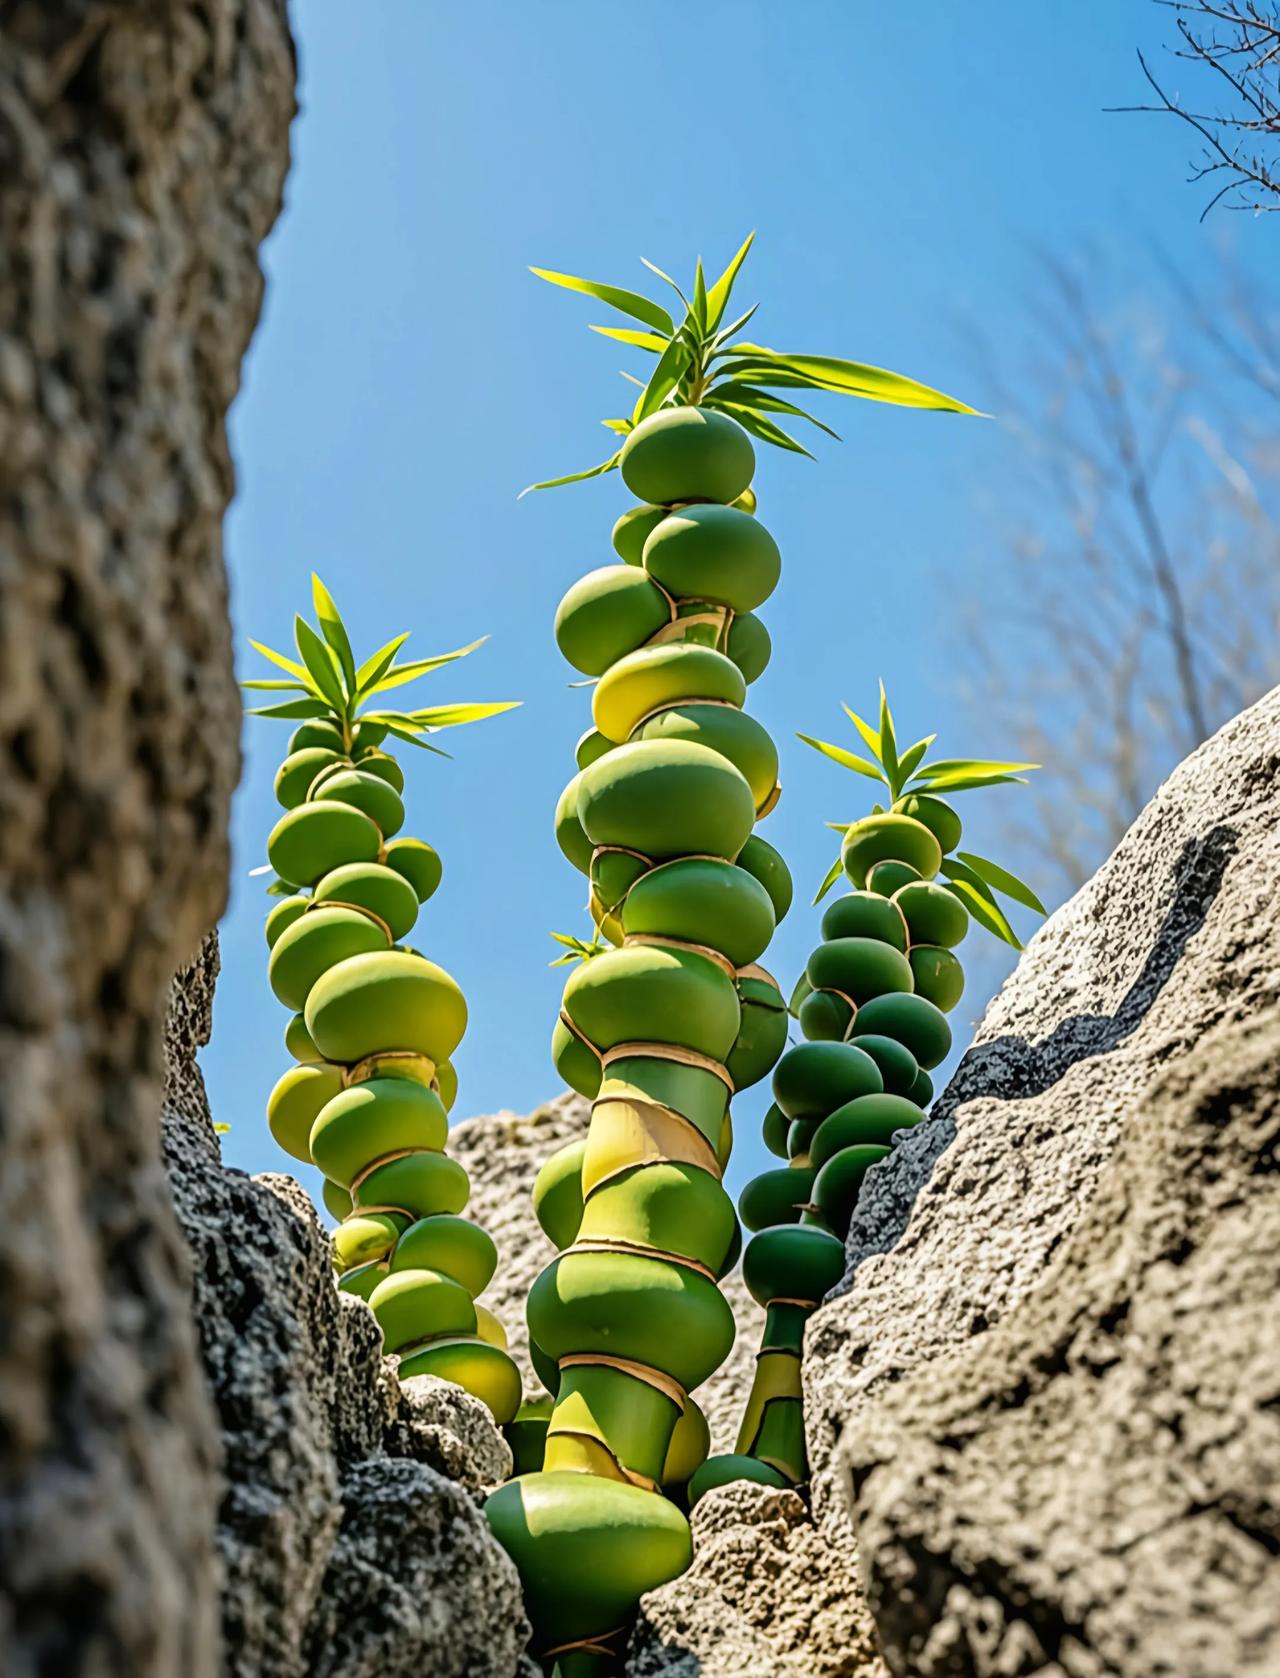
left=806, top=684, right=1280, bottom=1676
left=452, top=1092, right=765, bottom=1453
left=163, top=931, right=530, bottom=1677
left=629, top=1483, right=885, bottom=1678
left=0, top=6, right=293, bottom=1673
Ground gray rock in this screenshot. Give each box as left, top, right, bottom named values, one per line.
left=630, top=1482, right=886, bottom=1678
left=163, top=931, right=530, bottom=1676
left=805, top=683, right=1280, bottom=1675
left=453, top=1092, right=765, bottom=1453
left=0, top=5, right=292, bottom=1673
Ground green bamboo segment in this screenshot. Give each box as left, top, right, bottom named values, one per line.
left=247, top=578, right=522, bottom=1424
left=493, top=240, right=983, bottom=1675
left=700, top=691, right=1046, bottom=1502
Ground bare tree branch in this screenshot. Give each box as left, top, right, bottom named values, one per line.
left=1112, top=3, right=1280, bottom=215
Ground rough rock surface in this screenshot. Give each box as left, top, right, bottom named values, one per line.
left=0, top=6, right=293, bottom=1673
left=629, top=1483, right=884, bottom=1678
left=635, top=691, right=1280, bottom=1677
left=162, top=934, right=531, bottom=1678
left=805, top=683, right=1280, bottom=1676
left=453, top=1092, right=765, bottom=1452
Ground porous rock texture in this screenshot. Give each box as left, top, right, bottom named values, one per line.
left=0, top=6, right=293, bottom=1673
left=162, top=934, right=532, bottom=1678
left=633, top=689, right=1280, bottom=1677
left=452, top=1093, right=765, bottom=1453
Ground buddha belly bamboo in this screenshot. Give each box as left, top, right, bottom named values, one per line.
left=252, top=584, right=522, bottom=1426
left=486, top=408, right=794, bottom=1670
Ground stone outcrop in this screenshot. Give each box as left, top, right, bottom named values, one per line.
left=452, top=1093, right=764, bottom=1453
left=162, top=934, right=531, bottom=1678
left=0, top=6, right=293, bottom=1673
left=636, top=687, right=1280, bottom=1677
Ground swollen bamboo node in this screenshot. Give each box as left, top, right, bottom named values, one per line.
left=250, top=579, right=523, bottom=1424
left=695, top=692, right=1046, bottom=1503
left=491, top=236, right=984, bottom=1676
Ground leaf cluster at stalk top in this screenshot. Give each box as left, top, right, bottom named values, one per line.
left=801, top=681, right=1047, bottom=948
left=242, top=574, right=520, bottom=755
left=524, top=232, right=985, bottom=492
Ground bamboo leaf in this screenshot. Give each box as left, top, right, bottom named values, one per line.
left=355, top=633, right=411, bottom=695
left=241, top=678, right=309, bottom=692
left=264, top=878, right=295, bottom=897
left=705, top=231, right=755, bottom=329
left=634, top=333, right=691, bottom=424
left=692, top=257, right=709, bottom=332
left=713, top=345, right=983, bottom=414
left=380, top=722, right=451, bottom=757
left=715, top=402, right=815, bottom=458
left=813, top=853, right=846, bottom=904
left=955, top=852, right=1048, bottom=916
left=638, top=257, right=690, bottom=310
left=711, top=301, right=759, bottom=348
left=250, top=639, right=311, bottom=683
left=878, top=682, right=900, bottom=790
left=520, top=449, right=622, bottom=497
left=914, top=757, right=1040, bottom=780
left=842, top=704, right=882, bottom=761
left=529, top=266, right=674, bottom=335
left=602, top=417, right=632, bottom=434
left=406, top=700, right=521, bottom=729
left=294, top=616, right=347, bottom=713
left=588, top=324, right=669, bottom=351
left=912, top=770, right=1029, bottom=793
left=704, top=384, right=840, bottom=438
left=825, top=821, right=852, bottom=833
left=894, top=734, right=936, bottom=786
left=940, top=868, right=1022, bottom=949
left=370, top=638, right=488, bottom=694
left=245, top=698, right=333, bottom=720
left=797, top=732, right=886, bottom=784
left=311, top=574, right=357, bottom=695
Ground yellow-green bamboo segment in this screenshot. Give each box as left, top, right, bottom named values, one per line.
left=252, top=588, right=522, bottom=1426
left=486, top=409, right=793, bottom=1672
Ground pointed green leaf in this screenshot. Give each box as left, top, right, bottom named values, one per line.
left=588, top=324, right=669, bottom=351
left=912, top=771, right=1029, bottom=793
left=704, top=384, right=840, bottom=438
left=813, top=853, right=846, bottom=904
left=634, top=333, right=691, bottom=424
left=692, top=258, right=709, bottom=332
left=914, top=757, right=1040, bottom=780
left=407, top=700, right=521, bottom=730
left=369, top=638, right=487, bottom=695
left=379, top=722, right=451, bottom=757
left=711, top=301, right=760, bottom=348
left=529, top=266, right=674, bottom=335
left=241, top=678, right=309, bottom=692
left=955, top=852, right=1048, bottom=916
left=638, top=257, right=690, bottom=310
left=294, top=616, right=346, bottom=712
left=603, top=417, right=632, bottom=434
left=311, top=575, right=356, bottom=695
left=825, top=821, right=852, bottom=834
left=250, top=639, right=311, bottom=682
left=264, top=878, right=295, bottom=897
left=878, top=682, right=900, bottom=790
left=713, top=345, right=983, bottom=414
left=245, top=698, right=333, bottom=720
left=520, top=449, right=622, bottom=497
left=940, top=868, right=1022, bottom=948
left=797, top=733, right=886, bottom=783
left=355, top=633, right=411, bottom=695
left=894, top=734, right=936, bottom=787
left=715, top=403, right=815, bottom=458
left=842, top=704, right=882, bottom=761
left=705, top=231, right=755, bottom=329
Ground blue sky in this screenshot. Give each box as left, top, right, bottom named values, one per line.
left=211, top=0, right=1271, bottom=1205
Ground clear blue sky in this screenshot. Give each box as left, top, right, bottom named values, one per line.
left=210, top=0, right=1267, bottom=1207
